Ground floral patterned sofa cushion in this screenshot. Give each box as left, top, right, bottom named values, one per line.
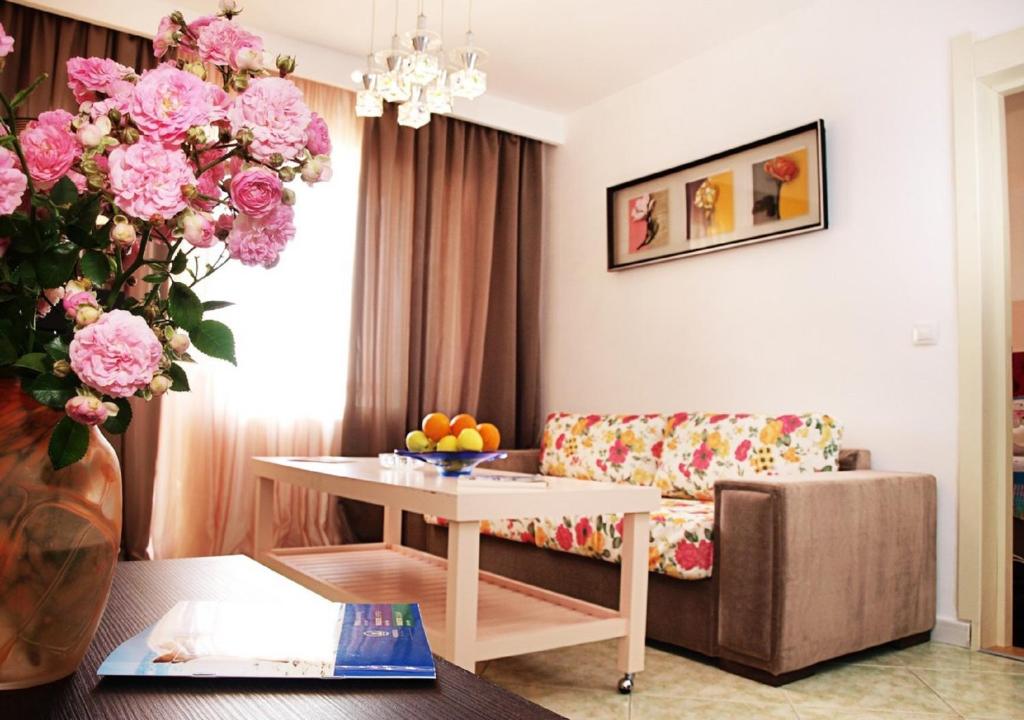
left=654, top=412, right=842, bottom=500
left=424, top=497, right=716, bottom=580
left=538, top=412, right=666, bottom=486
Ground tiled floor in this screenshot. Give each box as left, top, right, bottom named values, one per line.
left=478, top=640, right=1024, bottom=719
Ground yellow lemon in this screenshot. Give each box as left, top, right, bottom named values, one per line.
left=436, top=434, right=459, bottom=452
left=457, top=428, right=484, bottom=452
left=405, top=430, right=431, bottom=451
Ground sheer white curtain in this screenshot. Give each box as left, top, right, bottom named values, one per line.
left=149, top=81, right=361, bottom=558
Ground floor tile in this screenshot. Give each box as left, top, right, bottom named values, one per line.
left=635, top=645, right=790, bottom=705
left=913, top=668, right=1024, bottom=719
left=631, top=695, right=798, bottom=719
left=483, top=639, right=623, bottom=692
left=795, top=708, right=960, bottom=719
left=487, top=680, right=629, bottom=720
left=784, top=664, right=954, bottom=714
left=890, top=643, right=1024, bottom=675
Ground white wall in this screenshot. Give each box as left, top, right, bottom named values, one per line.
left=541, top=0, right=1024, bottom=639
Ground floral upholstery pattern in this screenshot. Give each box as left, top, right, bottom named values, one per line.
left=424, top=497, right=716, bottom=580
left=654, top=412, right=842, bottom=500
left=538, top=412, right=666, bottom=486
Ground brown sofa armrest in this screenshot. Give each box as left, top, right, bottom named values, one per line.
left=714, top=470, right=936, bottom=676
left=838, top=448, right=871, bottom=470
left=487, top=448, right=541, bottom=474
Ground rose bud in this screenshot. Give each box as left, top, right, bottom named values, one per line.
left=231, top=74, right=249, bottom=92
left=181, top=211, right=216, bottom=248
left=301, top=155, right=332, bottom=184
left=149, top=374, right=173, bottom=396
left=77, top=123, right=104, bottom=148
left=235, top=127, right=254, bottom=146
left=75, top=304, right=102, bottom=328
left=121, top=126, right=140, bottom=144
left=214, top=214, right=234, bottom=239
left=52, top=359, right=71, bottom=378
left=276, top=54, right=296, bottom=76
left=169, top=331, right=190, bottom=355
left=183, top=61, right=207, bottom=80
left=281, top=188, right=296, bottom=206
left=107, top=108, right=122, bottom=125
left=86, top=174, right=105, bottom=191
left=219, top=0, right=241, bottom=13
left=267, top=152, right=284, bottom=168
left=64, top=289, right=99, bottom=320
left=65, top=278, right=91, bottom=294
left=65, top=395, right=109, bottom=426
left=110, top=217, right=138, bottom=249
left=143, top=303, right=159, bottom=321
left=278, top=166, right=296, bottom=182
left=170, top=10, right=186, bottom=26
left=186, top=126, right=209, bottom=146
left=235, top=47, right=262, bottom=72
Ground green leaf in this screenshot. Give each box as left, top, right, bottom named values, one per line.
left=168, top=282, right=203, bottom=332
left=65, top=224, right=100, bottom=249
left=71, top=194, right=101, bottom=232
left=166, top=362, right=190, bottom=391
left=81, top=250, right=111, bottom=285
left=48, top=416, right=89, bottom=470
left=142, top=272, right=168, bottom=284
left=11, top=72, right=50, bottom=110
left=49, top=176, right=78, bottom=207
left=0, top=332, right=17, bottom=365
left=36, top=244, right=79, bottom=287
left=28, top=373, right=76, bottom=408
left=13, top=352, right=46, bottom=373
left=191, top=319, right=236, bottom=365
left=44, top=335, right=70, bottom=360
left=201, top=300, right=234, bottom=311
left=102, top=397, right=133, bottom=435
left=170, top=251, right=187, bottom=275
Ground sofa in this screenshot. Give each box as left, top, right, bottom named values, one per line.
left=344, top=411, right=937, bottom=684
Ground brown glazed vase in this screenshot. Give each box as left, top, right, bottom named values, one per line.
left=0, top=378, right=121, bottom=689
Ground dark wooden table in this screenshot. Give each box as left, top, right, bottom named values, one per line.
left=4, top=555, right=563, bottom=720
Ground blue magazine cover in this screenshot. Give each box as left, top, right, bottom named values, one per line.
left=97, top=600, right=435, bottom=680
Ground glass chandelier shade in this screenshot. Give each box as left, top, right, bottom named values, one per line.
left=353, top=2, right=488, bottom=129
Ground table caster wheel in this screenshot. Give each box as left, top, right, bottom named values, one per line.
left=617, top=673, right=634, bottom=694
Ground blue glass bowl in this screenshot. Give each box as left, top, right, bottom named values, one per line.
left=395, top=450, right=508, bottom=477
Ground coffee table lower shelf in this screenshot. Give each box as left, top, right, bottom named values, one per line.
left=260, top=544, right=626, bottom=663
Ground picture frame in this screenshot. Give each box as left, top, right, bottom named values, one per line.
left=606, top=120, right=828, bottom=271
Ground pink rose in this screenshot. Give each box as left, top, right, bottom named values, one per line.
left=108, top=139, right=196, bottom=220
left=65, top=395, right=109, bottom=426
left=182, top=211, right=216, bottom=248
left=70, top=309, right=163, bottom=398
left=778, top=414, right=804, bottom=434
left=66, top=57, right=134, bottom=103
left=230, top=166, right=282, bottom=218
left=608, top=439, right=629, bottom=465
left=63, top=290, right=99, bottom=319
left=229, top=76, right=311, bottom=161
left=66, top=170, right=88, bottom=194
left=36, top=287, right=65, bottom=319
left=130, top=65, right=211, bottom=145
left=19, top=116, right=79, bottom=189
left=226, top=203, right=294, bottom=267
left=205, top=84, right=231, bottom=123
left=305, top=113, right=331, bottom=156
left=0, top=147, right=27, bottom=215
left=88, top=80, right=134, bottom=120
left=153, top=15, right=176, bottom=58
left=0, top=23, right=14, bottom=58
left=197, top=17, right=263, bottom=70
left=676, top=540, right=713, bottom=571
left=214, top=213, right=234, bottom=238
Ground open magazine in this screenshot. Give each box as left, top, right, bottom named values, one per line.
left=98, top=600, right=436, bottom=680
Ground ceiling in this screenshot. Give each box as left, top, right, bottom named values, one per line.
left=174, top=0, right=810, bottom=113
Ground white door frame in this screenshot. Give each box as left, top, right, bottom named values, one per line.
left=953, top=26, right=1024, bottom=650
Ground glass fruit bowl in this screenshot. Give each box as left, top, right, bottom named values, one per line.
left=394, top=450, right=507, bottom=477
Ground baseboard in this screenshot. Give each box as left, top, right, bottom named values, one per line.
left=932, top=616, right=971, bottom=647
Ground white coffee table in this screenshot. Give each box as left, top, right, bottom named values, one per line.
left=251, top=457, right=660, bottom=691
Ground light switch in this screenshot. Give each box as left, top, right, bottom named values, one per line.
left=912, top=323, right=939, bottom=346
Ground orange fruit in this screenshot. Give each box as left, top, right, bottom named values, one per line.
left=421, top=412, right=451, bottom=442
left=477, top=422, right=501, bottom=451
left=450, top=413, right=477, bottom=437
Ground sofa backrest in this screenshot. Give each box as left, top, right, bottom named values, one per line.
left=539, top=411, right=843, bottom=500
left=539, top=412, right=666, bottom=486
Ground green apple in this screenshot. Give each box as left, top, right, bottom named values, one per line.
left=457, top=428, right=484, bottom=452
left=436, top=434, right=459, bottom=452
left=406, top=430, right=431, bottom=451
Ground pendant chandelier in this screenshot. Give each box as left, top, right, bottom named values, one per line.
left=353, top=0, right=488, bottom=129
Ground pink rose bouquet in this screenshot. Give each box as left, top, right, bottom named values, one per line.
left=0, top=4, right=331, bottom=468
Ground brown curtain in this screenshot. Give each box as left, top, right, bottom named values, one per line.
left=339, top=107, right=542, bottom=538
left=0, top=2, right=161, bottom=559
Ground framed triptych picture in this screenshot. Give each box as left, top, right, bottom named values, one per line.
left=607, top=120, right=828, bottom=270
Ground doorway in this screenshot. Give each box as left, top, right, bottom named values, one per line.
left=1007, top=90, right=1024, bottom=653
left=953, top=26, right=1024, bottom=652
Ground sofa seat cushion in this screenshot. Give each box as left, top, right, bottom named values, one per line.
left=539, top=412, right=666, bottom=486
left=423, top=497, right=716, bottom=580
left=655, top=412, right=843, bottom=500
